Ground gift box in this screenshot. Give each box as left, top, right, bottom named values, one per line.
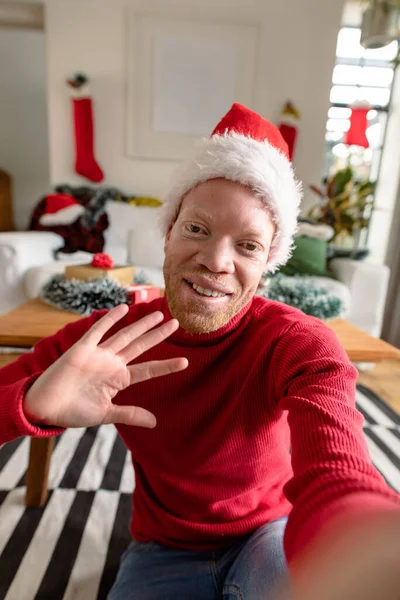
left=65, top=264, right=135, bottom=286
left=126, top=284, right=162, bottom=304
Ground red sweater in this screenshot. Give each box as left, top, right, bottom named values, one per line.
left=0, top=296, right=399, bottom=562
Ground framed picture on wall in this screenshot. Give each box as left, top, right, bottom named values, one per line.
left=126, top=11, right=259, bottom=161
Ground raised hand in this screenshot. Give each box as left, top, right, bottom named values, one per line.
left=23, top=304, right=187, bottom=429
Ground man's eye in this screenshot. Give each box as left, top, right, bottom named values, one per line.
left=187, top=224, right=203, bottom=234
left=242, top=242, right=259, bottom=252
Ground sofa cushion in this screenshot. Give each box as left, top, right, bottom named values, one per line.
left=104, top=201, right=162, bottom=262
left=0, top=231, right=63, bottom=262
left=25, top=262, right=69, bottom=299
left=101, top=245, right=128, bottom=266
left=104, top=201, right=134, bottom=251
left=128, top=227, right=164, bottom=269
left=279, top=236, right=332, bottom=278
left=135, top=266, right=165, bottom=289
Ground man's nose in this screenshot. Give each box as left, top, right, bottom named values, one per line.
left=195, top=238, right=235, bottom=274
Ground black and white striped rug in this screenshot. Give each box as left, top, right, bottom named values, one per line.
left=0, top=384, right=399, bottom=600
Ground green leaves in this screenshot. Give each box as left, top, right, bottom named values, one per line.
left=359, top=0, right=400, bottom=10
left=308, top=167, right=375, bottom=244
left=327, top=167, right=353, bottom=199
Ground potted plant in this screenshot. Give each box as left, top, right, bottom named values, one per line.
left=360, top=0, right=400, bottom=48
left=308, top=167, right=376, bottom=249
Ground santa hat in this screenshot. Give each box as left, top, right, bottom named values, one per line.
left=39, top=193, right=85, bottom=226
left=160, top=103, right=303, bottom=273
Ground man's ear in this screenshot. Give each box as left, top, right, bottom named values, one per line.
left=164, top=223, right=174, bottom=251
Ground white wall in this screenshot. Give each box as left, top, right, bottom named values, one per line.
left=44, top=0, right=345, bottom=213
left=367, top=63, right=400, bottom=264
left=0, top=27, right=50, bottom=229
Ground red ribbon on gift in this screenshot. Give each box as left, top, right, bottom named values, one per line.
left=91, top=253, right=114, bottom=269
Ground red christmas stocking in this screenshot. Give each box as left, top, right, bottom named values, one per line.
left=345, top=106, right=369, bottom=148
left=278, top=101, right=300, bottom=160
left=72, top=97, right=104, bottom=183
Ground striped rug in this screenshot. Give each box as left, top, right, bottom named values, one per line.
left=0, top=384, right=399, bottom=600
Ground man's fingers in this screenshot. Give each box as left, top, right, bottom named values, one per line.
left=128, top=357, right=188, bottom=384
left=103, top=405, right=157, bottom=428
left=82, top=304, right=130, bottom=346
left=118, top=319, right=180, bottom=363
left=100, top=357, right=188, bottom=427
left=100, top=311, right=164, bottom=354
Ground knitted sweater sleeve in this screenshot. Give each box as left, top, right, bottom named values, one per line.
left=273, top=319, right=400, bottom=564
left=0, top=310, right=106, bottom=445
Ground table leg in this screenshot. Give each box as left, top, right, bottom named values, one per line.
left=25, top=437, right=55, bottom=507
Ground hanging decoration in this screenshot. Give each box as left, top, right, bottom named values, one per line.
left=345, top=103, right=370, bottom=149
left=278, top=101, right=301, bottom=160
left=67, top=73, right=105, bottom=183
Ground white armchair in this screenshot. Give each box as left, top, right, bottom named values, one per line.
left=0, top=232, right=63, bottom=315
left=329, top=258, right=390, bottom=337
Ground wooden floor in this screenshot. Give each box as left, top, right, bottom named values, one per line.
left=0, top=354, right=399, bottom=414
left=358, top=360, right=400, bottom=414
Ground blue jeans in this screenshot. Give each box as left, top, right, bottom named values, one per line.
left=108, top=517, right=288, bottom=600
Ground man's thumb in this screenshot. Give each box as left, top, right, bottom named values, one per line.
left=105, top=405, right=157, bottom=428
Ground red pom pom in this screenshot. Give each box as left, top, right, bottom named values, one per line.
left=91, top=253, right=114, bottom=269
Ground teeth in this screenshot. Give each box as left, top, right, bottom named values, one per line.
left=192, top=283, right=226, bottom=297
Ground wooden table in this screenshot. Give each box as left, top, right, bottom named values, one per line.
left=326, top=319, right=400, bottom=363
left=1, top=298, right=400, bottom=361
left=0, top=297, right=82, bottom=347
left=1, top=298, right=400, bottom=507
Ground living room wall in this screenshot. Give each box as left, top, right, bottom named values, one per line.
left=44, top=0, right=345, bottom=213
left=0, top=26, right=50, bottom=229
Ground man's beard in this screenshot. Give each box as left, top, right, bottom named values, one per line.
left=163, top=261, right=254, bottom=334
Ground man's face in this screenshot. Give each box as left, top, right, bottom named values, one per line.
left=163, top=178, right=275, bottom=334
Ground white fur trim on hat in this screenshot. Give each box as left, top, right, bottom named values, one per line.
left=160, top=132, right=302, bottom=273
left=40, top=203, right=85, bottom=226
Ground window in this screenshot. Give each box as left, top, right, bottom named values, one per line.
left=324, top=26, right=398, bottom=182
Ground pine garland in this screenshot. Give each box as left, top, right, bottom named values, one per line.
left=259, top=275, right=343, bottom=320
left=41, top=275, right=130, bottom=316
left=42, top=273, right=343, bottom=320
left=134, top=269, right=151, bottom=284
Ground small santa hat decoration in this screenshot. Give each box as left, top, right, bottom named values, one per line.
left=39, top=193, right=85, bottom=226
left=160, top=103, right=302, bottom=273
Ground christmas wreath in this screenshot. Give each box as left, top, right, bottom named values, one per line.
left=41, top=275, right=131, bottom=316
left=259, top=275, right=344, bottom=320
